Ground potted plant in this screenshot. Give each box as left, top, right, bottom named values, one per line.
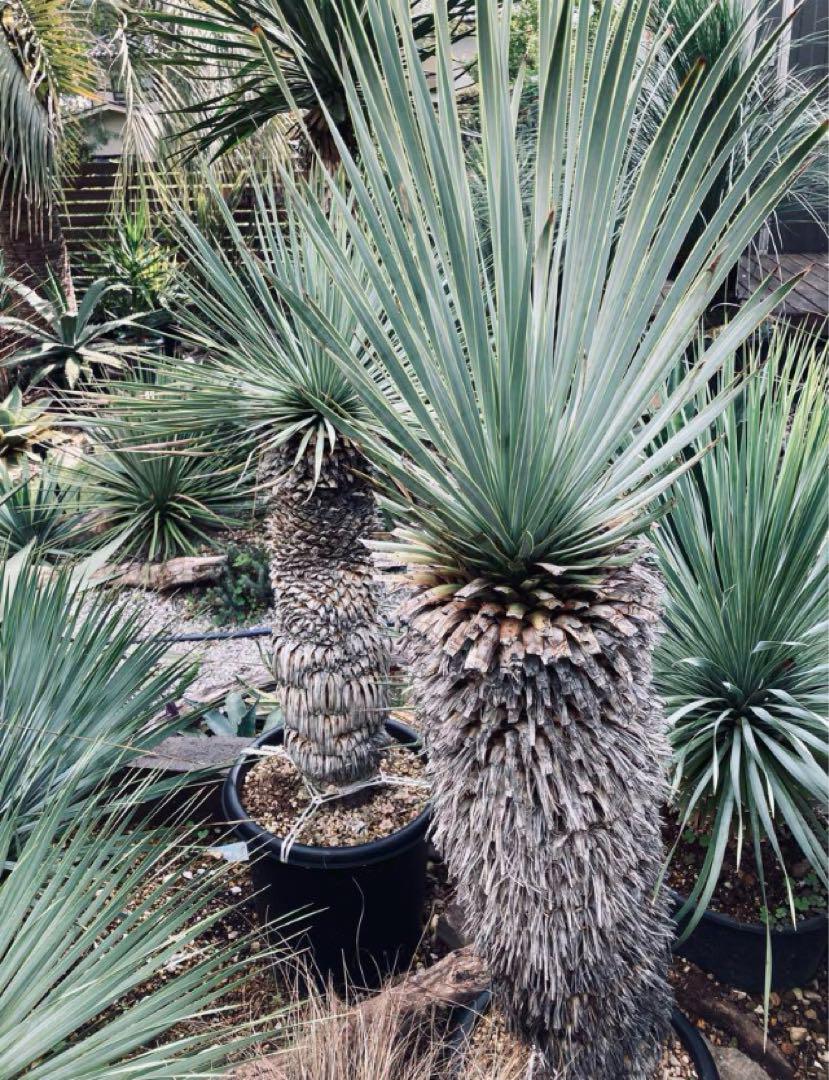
left=98, top=179, right=431, bottom=988
left=656, top=327, right=828, bottom=994
left=266, top=0, right=823, bottom=1073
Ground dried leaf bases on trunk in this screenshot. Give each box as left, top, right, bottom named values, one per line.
left=261, top=440, right=390, bottom=786
left=87, top=177, right=396, bottom=792
left=400, top=554, right=673, bottom=1074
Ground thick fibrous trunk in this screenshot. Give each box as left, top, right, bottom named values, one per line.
left=399, top=553, right=673, bottom=1079
left=0, top=195, right=71, bottom=294
left=263, top=444, right=389, bottom=787
left=0, top=193, right=73, bottom=381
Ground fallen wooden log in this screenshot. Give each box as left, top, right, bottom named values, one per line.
left=96, top=554, right=227, bottom=590
left=230, top=946, right=489, bottom=1079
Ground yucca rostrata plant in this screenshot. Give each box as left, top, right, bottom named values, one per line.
left=93, top=180, right=392, bottom=786
left=268, top=0, right=825, bottom=1074
left=656, top=328, right=828, bottom=948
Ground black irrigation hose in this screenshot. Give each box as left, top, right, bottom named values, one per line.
left=152, top=626, right=272, bottom=644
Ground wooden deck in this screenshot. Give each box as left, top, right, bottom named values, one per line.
left=736, top=252, right=828, bottom=324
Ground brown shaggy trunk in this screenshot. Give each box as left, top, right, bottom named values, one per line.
left=399, top=552, right=674, bottom=1079
left=263, top=444, right=390, bottom=787
left=0, top=192, right=73, bottom=384
left=0, top=195, right=72, bottom=294
left=297, top=106, right=355, bottom=173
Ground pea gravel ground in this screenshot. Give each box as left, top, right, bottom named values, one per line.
left=120, top=589, right=274, bottom=703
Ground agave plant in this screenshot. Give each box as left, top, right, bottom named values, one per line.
left=93, top=180, right=392, bottom=786
left=0, top=762, right=287, bottom=1079
left=0, top=462, right=83, bottom=557
left=0, top=274, right=145, bottom=387
left=265, top=0, right=825, bottom=1074
left=147, top=0, right=474, bottom=166
left=0, top=386, right=56, bottom=466
left=72, top=429, right=253, bottom=562
left=656, top=330, right=828, bottom=943
left=0, top=548, right=197, bottom=828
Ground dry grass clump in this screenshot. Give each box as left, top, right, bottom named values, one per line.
left=233, top=975, right=531, bottom=1080
left=286, top=988, right=438, bottom=1080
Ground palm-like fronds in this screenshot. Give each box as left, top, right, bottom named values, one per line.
left=146, top=0, right=474, bottom=163
left=656, top=329, right=829, bottom=929
left=272, top=0, right=825, bottom=586
left=0, top=772, right=285, bottom=1079
left=91, top=176, right=382, bottom=471
left=72, top=429, right=253, bottom=561
left=0, top=549, right=197, bottom=828
left=0, top=0, right=94, bottom=215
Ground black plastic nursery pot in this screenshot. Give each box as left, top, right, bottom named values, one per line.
left=450, top=991, right=719, bottom=1080
left=221, top=720, right=430, bottom=990
left=670, top=890, right=828, bottom=994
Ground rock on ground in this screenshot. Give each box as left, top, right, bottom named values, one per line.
left=709, top=1043, right=773, bottom=1080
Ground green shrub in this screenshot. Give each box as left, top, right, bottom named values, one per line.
left=93, top=206, right=178, bottom=320
left=509, top=0, right=539, bottom=77
left=0, top=388, right=57, bottom=467
left=200, top=541, right=273, bottom=626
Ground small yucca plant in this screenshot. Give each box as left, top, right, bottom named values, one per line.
left=265, top=0, right=825, bottom=1074
left=0, top=549, right=198, bottom=828
left=656, top=329, right=828, bottom=944
left=0, top=463, right=84, bottom=558
left=0, top=763, right=287, bottom=1079
left=72, top=429, right=252, bottom=561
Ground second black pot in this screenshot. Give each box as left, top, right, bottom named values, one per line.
left=221, top=720, right=430, bottom=990
left=670, top=889, right=828, bottom=993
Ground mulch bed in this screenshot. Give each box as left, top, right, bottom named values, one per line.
left=148, top=845, right=282, bottom=1062
left=241, top=744, right=428, bottom=847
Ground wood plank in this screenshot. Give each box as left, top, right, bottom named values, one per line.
left=736, top=252, right=827, bottom=318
